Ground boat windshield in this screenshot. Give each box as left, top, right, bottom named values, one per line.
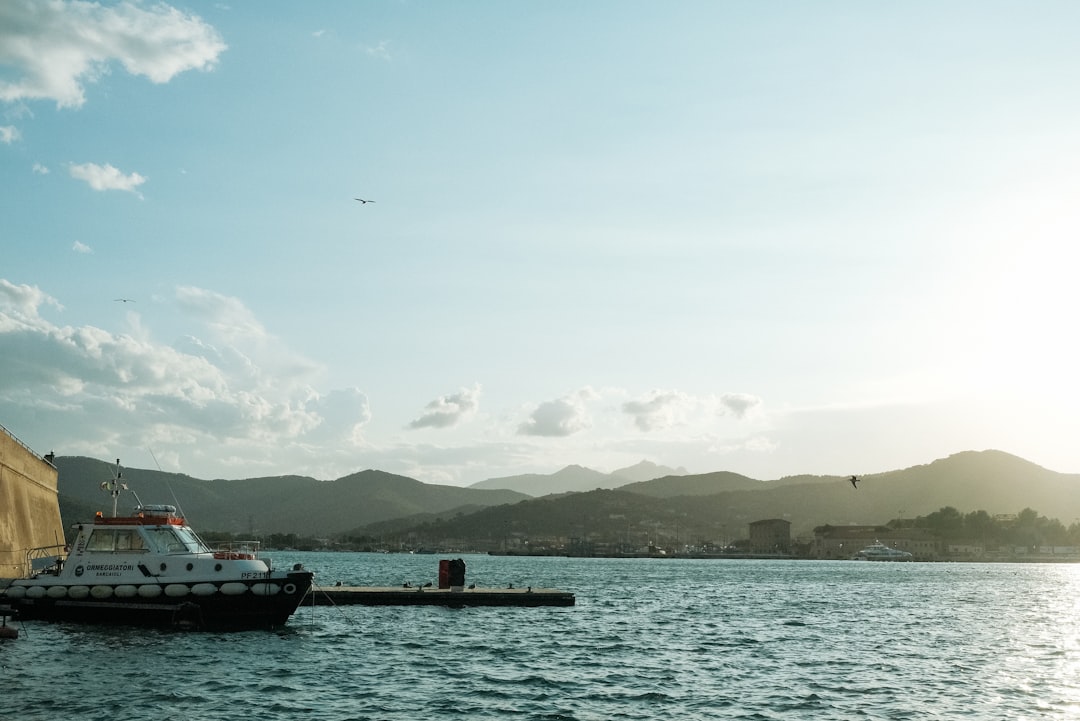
left=174, top=526, right=213, bottom=553
left=143, top=527, right=213, bottom=554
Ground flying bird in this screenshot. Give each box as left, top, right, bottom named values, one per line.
left=354, top=198, right=375, bottom=204
left=849, top=475, right=861, bottom=489
left=114, top=298, right=135, bottom=303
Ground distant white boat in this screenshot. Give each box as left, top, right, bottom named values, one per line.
left=853, top=540, right=913, bottom=561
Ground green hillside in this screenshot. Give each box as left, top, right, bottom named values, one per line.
left=51, top=450, right=1080, bottom=543
left=54, top=456, right=528, bottom=536
left=357, top=450, right=1080, bottom=545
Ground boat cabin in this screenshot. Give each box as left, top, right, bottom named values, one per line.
left=71, top=505, right=214, bottom=558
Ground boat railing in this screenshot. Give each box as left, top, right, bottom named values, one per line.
left=25, top=544, right=68, bottom=577
left=212, top=540, right=261, bottom=560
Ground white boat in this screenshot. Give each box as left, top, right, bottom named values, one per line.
left=0, top=460, right=314, bottom=629
left=852, top=540, right=914, bottom=561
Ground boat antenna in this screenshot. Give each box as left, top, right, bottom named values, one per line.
left=148, top=447, right=186, bottom=519
left=100, top=459, right=129, bottom=517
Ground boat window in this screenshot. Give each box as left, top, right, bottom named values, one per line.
left=85, top=529, right=116, bottom=552
left=84, top=529, right=149, bottom=552
left=114, top=530, right=145, bottom=551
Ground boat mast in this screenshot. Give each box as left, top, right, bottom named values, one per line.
left=101, top=458, right=127, bottom=517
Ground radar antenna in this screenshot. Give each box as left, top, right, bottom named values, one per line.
left=100, top=458, right=130, bottom=517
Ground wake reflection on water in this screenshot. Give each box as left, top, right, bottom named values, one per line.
left=3, top=556, right=1080, bottom=720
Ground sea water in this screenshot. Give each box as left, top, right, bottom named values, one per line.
left=2, top=554, right=1079, bottom=720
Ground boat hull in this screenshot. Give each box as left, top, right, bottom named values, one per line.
left=3, top=571, right=313, bottom=630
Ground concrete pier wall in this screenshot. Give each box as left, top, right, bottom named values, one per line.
left=0, top=425, right=64, bottom=578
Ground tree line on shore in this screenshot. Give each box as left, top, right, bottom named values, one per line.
left=198, top=504, right=1080, bottom=556
left=885, top=506, right=1080, bottom=547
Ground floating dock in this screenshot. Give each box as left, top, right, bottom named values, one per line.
left=309, top=585, right=574, bottom=607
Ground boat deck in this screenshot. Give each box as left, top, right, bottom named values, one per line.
left=308, top=585, right=575, bottom=607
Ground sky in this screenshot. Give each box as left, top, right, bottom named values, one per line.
left=2, top=1, right=1080, bottom=487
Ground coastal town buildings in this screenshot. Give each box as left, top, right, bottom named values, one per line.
left=748, top=519, right=791, bottom=554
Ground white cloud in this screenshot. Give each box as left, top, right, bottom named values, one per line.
left=299, top=388, right=372, bottom=445
left=363, top=40, right=392, bottom=61
left=518, top=388, right=597, bottom=437
left=0, top=0, right=226, bottom=109
left=0, top=279, right=366, bottom=479
left=175, top=286, right=269, bottom=348
left=0, top=125, right=19, bottom=143
left=32, top=162, right=48, bottom=174
left=622, top=389, right=763, bottom=431
left=3, top=103, right=33, bottom=121
left=409, top=384, right=481, bottom=429
left=72, top=240, right=92, bottom=254
left=719, top=392, right=762, bottom=419
left=69, top=162, right=146, bottom=194
left=173, top=286, right=322, bottom=398
left=622, top=389, right=694, bottom=431
left=0, top=279, right=63, bottom=325
left=1, top=279, right=1021, bottom=485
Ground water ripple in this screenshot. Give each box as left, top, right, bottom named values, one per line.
left=5, top=557, right=1080, bottom=720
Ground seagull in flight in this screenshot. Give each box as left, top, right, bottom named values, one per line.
left=849, top=475, right=860, bottom=489
left=114, top=298, right=136, bottom=303
left=354, top=198, right=375, bottom=204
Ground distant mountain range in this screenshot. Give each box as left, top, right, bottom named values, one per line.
left=362, top=450, right=1080, bottom=546
left=51, top=450, right=1080, bottom=539
left=467, top=460, right=688, bottom=495
left=54, top=457, right=528, bottom=537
